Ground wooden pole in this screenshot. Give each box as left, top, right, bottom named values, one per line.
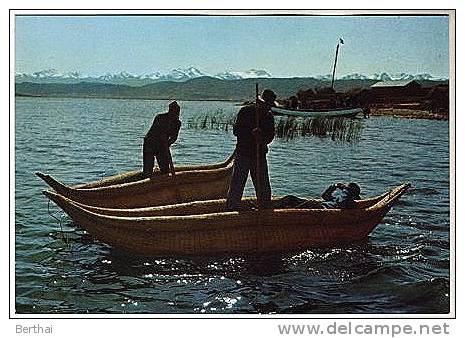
left=166, top=143, right=182, bottom=203
left=331, top=42, right=340, bottom=90
left=167, top=144, right=176, bottom=176
left=255, top=83, right=262, bottom=209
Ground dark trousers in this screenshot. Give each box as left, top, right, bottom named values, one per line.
left=143, top=141, right=170, bottom=176
left=226, top=151, right=272, bottom=210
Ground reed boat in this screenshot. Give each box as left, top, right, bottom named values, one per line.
left=36, top=154, right=234, bottom=208
left=272, top=107, right=362, bottom=118
left=43, top=183, right=410, bottom=256
left=72, top=152, right=235, bottom=189
left=44, top=188, right=394, bottom=218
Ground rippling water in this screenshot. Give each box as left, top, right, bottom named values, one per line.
left=15, top=97, right=450, bottom=314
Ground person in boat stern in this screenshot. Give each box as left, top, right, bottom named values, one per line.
left=274, top=182, right=362, bottom=209
left=143, top=101, right=181, bottom=176
left=226, top=89, right=277, bottom=210
left=320, top=182, right=361, bottom=208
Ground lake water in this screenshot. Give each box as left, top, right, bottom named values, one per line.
left=14, top=97, right=451, bottom=314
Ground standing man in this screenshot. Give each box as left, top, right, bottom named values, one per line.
left=226, top=89, right=277, bottom=210
left=143, top=101, right=181, bottom=176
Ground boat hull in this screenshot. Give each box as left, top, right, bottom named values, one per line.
left=44, top=183, right=410, bottom=256
left=36, top=154, right=234, bottom=208
left=43, top=191, right=390, bottom=218
left=74, top=152, right=235, bottom=189
left=38, top=167, right=232, bottom=208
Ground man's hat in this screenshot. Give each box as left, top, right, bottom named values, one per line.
left=169, top=101, right=180, bottom=109
left=258, top=89, right=278, bottom=107
left=168, top=101, right=180, bottom=113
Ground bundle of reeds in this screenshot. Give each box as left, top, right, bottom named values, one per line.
left=187, top=108, right=236, bottom=132
left=276, top=116, right=363, bottom=142
left=187, top=110, right=363, bottom=143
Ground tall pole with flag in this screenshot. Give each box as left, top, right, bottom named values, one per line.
left=331, top=38, right=344, bottom=90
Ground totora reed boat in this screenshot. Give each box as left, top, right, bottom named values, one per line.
left=36, top=152, right=234, bottom=208
left=43, top=183, right=411, bottom=256
left=73, top=152, right=235, bottom=189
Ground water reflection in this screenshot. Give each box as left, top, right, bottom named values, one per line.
left=15, top=98, right=450, bottom=314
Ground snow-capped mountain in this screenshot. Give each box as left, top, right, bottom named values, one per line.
left=133, top=67, right=208, bottom=82
left=15, top=68, right=88, bottom=80
left=32, top=68, right=62, bottom=78
left=98, top=71, right=137, bottom=81
left=15, top=67, right=272, bottom=84
left=339, top=72, right=438, bottom=81
left=169, top=67, right=207, bottom=80
left=397, top=73, right=434, bottom=80
left=63, top=71, right=85, bottom=79
left=15, top=68, right=445, bottom=85
left=340, top=73, right=369, bottom=80
left=371, top=72, right=393, bottom=81
left=18, top=68, right=86, bottom=79
left=215, top=69, right=272, bottom=80
left=315, top=74, right=332, bottom=81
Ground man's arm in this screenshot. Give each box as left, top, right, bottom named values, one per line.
left=322, top=183, right=346, bottom=201
left=233, top=107, right=249, bottom=137
left=167, top=121, right=181, bottom=145
left=321, top=184, right=337, bottom=201
left=261, top=113, right=275, bottom=145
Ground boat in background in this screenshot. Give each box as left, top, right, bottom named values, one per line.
left=272, top=106, right=362, bottom=118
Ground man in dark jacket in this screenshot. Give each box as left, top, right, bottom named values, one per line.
left=143, top=101, right=181, bottom=176
left=226, top=89, right=277, bottom=210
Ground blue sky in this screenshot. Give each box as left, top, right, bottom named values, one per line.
left=15, top=15, right=450, bottom=78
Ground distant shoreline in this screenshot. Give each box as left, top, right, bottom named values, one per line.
left=14, top=94, right=241, bottom=103
left=370, top=108, right=448, bottom=121
left=15, top=95, right=449, bottom=121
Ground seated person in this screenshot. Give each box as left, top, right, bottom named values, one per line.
left=273, top=182, right=361, bottom=209
left=321, top=182, right=361, bottom=209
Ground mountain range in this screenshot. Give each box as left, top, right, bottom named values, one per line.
left=15, top=67, right=273, bottom=86
left=15, top=76, right=448, bottom=102
left=15, top=67, right=445, bottom=86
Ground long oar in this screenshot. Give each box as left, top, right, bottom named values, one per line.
left=166, top=142, right=183, bottom=203
left=255, top=83, right=262, bottom=210
left=167, top=143, right=176, bottom=177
